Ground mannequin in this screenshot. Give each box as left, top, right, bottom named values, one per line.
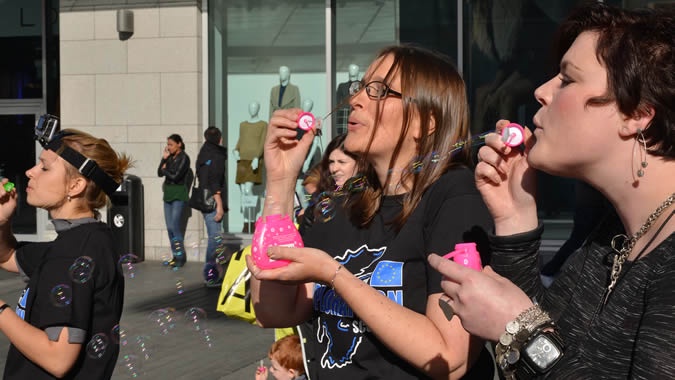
left=234, top=101, right=266, bottom=233
left=296, top=98, right=322, bottom=209
left=335, top=64, right=360, bottom=134
left=269, top=65, right=301, bottom=120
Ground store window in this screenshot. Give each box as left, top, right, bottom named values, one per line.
left=209, top=0, right=329, bottom=233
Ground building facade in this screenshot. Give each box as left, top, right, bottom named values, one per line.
left=0, top=0, right=669, bottom=261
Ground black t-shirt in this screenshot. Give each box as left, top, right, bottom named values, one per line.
left=5, top=221, right=125, bottom=379
left=300, top=167, right=495, bottom=379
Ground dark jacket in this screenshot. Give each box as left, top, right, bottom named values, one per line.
left=196, top=141, right=227, bottom=196
left=157, top=150, right=191, bottom=186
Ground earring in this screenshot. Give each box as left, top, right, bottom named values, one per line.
left=636, top=128, right=648, bottom=177
left=67, top=195, right=72, bottom=202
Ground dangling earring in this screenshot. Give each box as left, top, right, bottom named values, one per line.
left=67, top=195, right=72, bottom=202
left=636, top=128, right=648, bottom=177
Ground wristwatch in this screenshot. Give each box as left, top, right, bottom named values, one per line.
left=515, top=325, right=564, bottom=379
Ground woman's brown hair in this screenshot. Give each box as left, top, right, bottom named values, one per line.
left=347, top=44, right=472, bottom=230
left=59, top=129, right=133, bottom=211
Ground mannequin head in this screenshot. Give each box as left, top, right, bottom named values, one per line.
left=302, top=98, right=314, bottom=112
left=348, top=64, right=359, bottom=81
left=248, top=101, right=260, bottom=118
left=279, top=66, right=290, bottom=85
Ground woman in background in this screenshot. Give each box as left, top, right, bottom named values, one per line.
left=157, top=133, right=191, bottom=267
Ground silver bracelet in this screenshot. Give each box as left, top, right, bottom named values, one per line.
left=495, top=304, right=552, bottom=378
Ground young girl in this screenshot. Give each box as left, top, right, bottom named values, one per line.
left=0, top=126, right=131, bottom=379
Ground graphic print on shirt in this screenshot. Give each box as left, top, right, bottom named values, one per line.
left=16, top=287, right=29, bottom=320
left=312, top=244, right=405, bottom=369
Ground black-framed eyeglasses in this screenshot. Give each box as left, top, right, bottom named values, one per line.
left=349, top=80, right=403, bottom=100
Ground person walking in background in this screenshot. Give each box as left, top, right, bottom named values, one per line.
left=196, top=127, right=228, bottom=286
left=157, top=134, right=191, bottom=268
left=249, top=45, right=495, bottom=379
left=0, top=125, right=131, bottom=379
left=255, top=334, right=307, bottom=380
left=428, top=3, right=675, bottom=378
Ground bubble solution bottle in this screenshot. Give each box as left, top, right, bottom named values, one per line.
left=443, top=242, right=482, bottom=271
left=251, top=214, right=304, bottom=269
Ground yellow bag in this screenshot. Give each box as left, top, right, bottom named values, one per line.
left=217, top=245, right=256, bottom=324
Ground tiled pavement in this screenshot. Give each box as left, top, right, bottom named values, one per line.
left=0, top=261, right=273, bottom=380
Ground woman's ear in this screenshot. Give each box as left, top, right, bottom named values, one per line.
left=619, top=106, right=655, bottom=138
left=68, top=176, right=88, bottom=198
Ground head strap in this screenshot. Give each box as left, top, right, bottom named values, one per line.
left=45, top=137, right=120, bottom=197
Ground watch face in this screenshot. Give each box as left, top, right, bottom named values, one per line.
left=525, top=334, right=562, bottom=371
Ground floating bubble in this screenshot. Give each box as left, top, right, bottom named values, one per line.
left=160, top=252, right=172, bottom=267
left=148, top=308, right=176, bottom=336
left=184, top=307, right=207, bottom=331
left=119, top=354, right=142, bottom=377
left=204, top=265, right=219, bottom=286
left=69, top=256, right=95, bottom=284
left=214, top=247, right=232, bottom=265
left=313, top=196, right=336, bottom=223
left=50, top=284, right=72, bottom=307
left=111, top=324, right=121, bottom=344
left=86, top=333, right=109, bottom=359
left=134, top=335, right=153, bottom=361
left=200, top=329, right=215, bottom=349
left=176, top=278, right=184, bottom=295
left=188, top=240, right=200, bottom=260
left=119, top=254, right=139, bottom=279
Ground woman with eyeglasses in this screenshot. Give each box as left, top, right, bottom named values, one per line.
left=248, top=45, right=495, bottom=379
left=0, top=127, right=131, bottom=379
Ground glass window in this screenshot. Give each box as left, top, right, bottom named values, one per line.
left=334, top=0, right=398, bottom=136
left=209, top=0, right=328, bottom=233
left=0, top=0, right=43, bottom=99
left=0, top=114, right=37, bottom=234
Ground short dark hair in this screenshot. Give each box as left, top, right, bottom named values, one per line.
left=204, top=126, right=221, bottom=145
left=556, top=2, right=675, bottom=157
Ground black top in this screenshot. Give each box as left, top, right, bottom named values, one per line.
left=491, top=212, right=675, bottom=378
left=299, top=167, right=495, bottom=380
left=157, top=150, right=191, bottom=186
left=196, top=141, right=227, bottom=196
left=6, top=221, right=124, bottom=379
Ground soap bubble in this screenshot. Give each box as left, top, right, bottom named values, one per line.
left=69, top=256, right=95, bottom=284
left=50, top=284, right=72, bottom=307
left=184, top=307, right=207, bottom=331
left=86, top=333, right=109, bottom=359
left=119, top=254, right=139, bottom=279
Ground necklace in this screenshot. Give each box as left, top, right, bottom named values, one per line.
left=604, top=192, right=675, bottom=304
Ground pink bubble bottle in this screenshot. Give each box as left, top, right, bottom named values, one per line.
left=443, top=242, right=482, bottom=271
left=251, top=214, right=304, bottom=269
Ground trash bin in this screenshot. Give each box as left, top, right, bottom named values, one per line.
left=107, top=174, right=145, bottom=262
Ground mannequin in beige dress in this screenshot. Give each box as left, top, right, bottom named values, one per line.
left=234, top=101, right=266, bottom=232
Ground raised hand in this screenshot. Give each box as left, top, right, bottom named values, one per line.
left=475, top=119, right=538, bottom=235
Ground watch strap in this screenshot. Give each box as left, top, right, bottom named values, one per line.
left=515, top=324, right=565, bottom=379
left=0, top=303, right=11, bottom=314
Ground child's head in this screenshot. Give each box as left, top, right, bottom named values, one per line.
left=268, top=335, right=305, bottom=380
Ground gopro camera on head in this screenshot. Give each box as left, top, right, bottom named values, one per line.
left=35, top=114, right=60, bottom=147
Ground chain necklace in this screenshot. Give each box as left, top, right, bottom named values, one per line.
left=603, top=192, right=675, bottom=305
